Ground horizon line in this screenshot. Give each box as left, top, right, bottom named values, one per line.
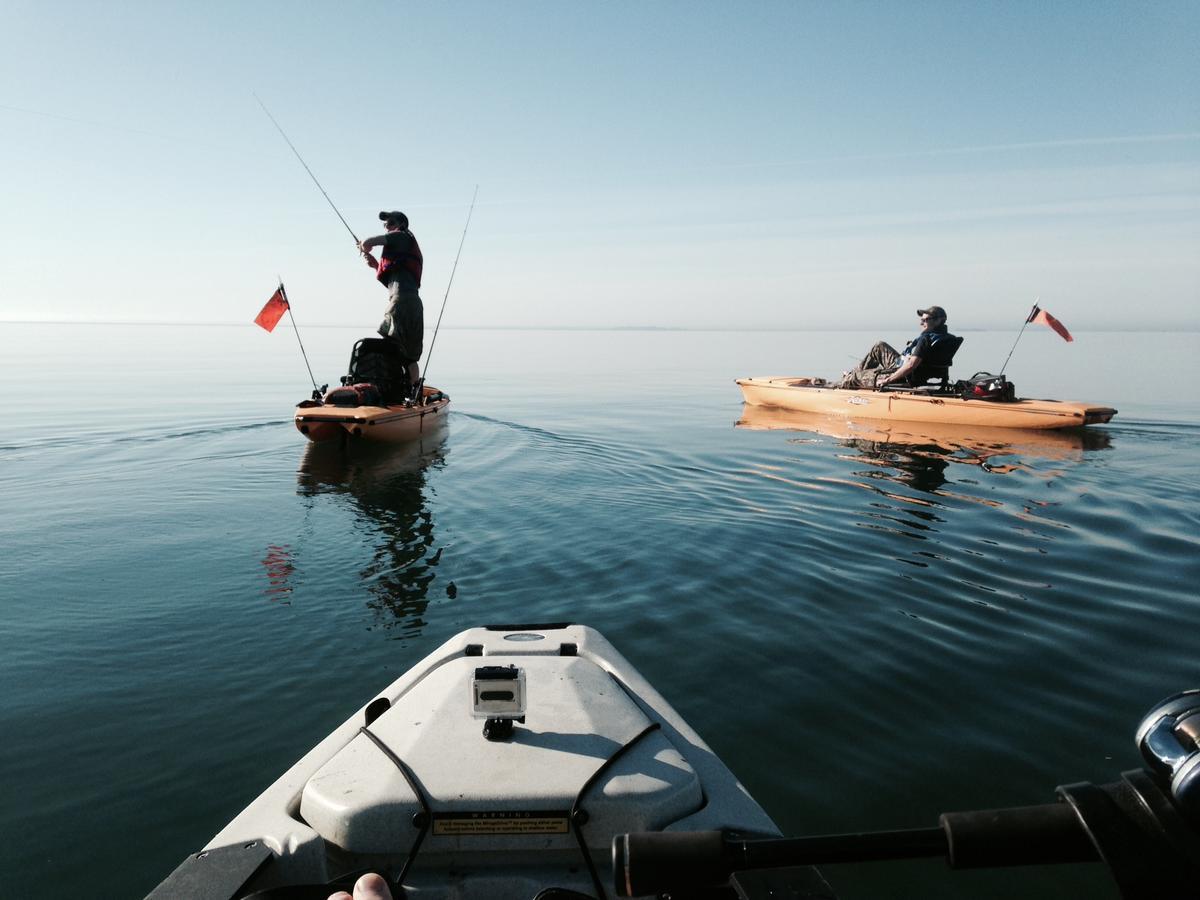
left=2, top=318, right=1197, bottom=334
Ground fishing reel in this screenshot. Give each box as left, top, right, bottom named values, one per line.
left=1135, top=688, right=1200, bottom=822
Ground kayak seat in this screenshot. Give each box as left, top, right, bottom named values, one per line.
left=880, top=334, right=963, bottom=392
left=342, top=338, right=412, bottom=404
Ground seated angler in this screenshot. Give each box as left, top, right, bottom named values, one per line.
left=837, top=306, right=958, bottom=390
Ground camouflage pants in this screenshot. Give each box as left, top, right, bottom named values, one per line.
left=837, top=341, right=901, bottom=389
left=378, top=282, right=424, bottom=364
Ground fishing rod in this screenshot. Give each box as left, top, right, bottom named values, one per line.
left=253, top=92, right=360, bottom=248
left=414, top=185, right=479, bottom=402
left=278, top=280, right=321, bottom=395
left=255, top=93, right=474, bottom=404
left=998, top=298, right=1039, bottom=376
left=254, top=94, right=362, bottom=400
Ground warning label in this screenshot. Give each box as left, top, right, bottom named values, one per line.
left=432, top=810, right=571, bottom=836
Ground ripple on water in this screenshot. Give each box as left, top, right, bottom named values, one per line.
left=2, top=324, right=1197, bottom=900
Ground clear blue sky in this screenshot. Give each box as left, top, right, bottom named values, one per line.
left=2, top=1, right=1197, bottom=330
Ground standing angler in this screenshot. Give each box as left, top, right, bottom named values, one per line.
left=359, top=211, right=424, bottom=395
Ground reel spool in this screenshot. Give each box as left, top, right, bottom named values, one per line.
left=1135, top=688, right=1200, bottom=822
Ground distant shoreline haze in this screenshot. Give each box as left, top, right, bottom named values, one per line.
left=0, top=319, right=1196, bottom=334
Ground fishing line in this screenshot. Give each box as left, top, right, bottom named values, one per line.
left=253, top=92, right=360, bottom=247
left=416, top=185, right=479, bottom=399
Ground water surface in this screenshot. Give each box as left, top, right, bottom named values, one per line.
left=1, top=322, right=1197, bottom=899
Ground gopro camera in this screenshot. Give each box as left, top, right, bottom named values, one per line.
left=470, top=665, right=526, bottom=741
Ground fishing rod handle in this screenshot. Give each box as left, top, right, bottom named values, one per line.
left=612, top=830, right=726, bottom=897
left=613, top=803, right=1094, bottom=897
left=940, top=802, right=1097, bottom=868
left=612, top=826, right=947, bottom=897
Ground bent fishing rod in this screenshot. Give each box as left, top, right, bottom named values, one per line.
left=255, top=93, right=476, bottom=405
left=255, top=93, right=368, bottom=399
left=253, top=93, right=360, bottom=248
left=415, top=185, right=479, bottom=401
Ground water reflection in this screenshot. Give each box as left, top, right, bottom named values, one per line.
left=736, top=404, right=1112, bottom=498
left=260, top=544, right=296, bottom=604
left=296, top=424, right=449, bottom=635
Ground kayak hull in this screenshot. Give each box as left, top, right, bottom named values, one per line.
left=148, top=624, right=821, bottom=899
left=737, top=376, right=1116, bottom=430
left=295, top=386, right=450, bottom=443
left=737, top=403, right=1112, bottom=459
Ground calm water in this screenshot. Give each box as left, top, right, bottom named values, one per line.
left=1, top=322, right=1198, bottom=899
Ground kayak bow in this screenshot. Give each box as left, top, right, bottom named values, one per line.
left=148, top=624, right=829, bottom=900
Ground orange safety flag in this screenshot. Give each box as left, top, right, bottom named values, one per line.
left=254, top=286, right=289, bottom=332
left=1027, top=304, right=1073, bottom=342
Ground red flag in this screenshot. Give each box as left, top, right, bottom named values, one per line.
left=254, top=287, right=288, bottom=332
left=1027, top=304, right=1073, bottom=342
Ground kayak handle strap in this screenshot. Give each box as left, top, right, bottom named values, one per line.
left=359, top=725, right=432, bottom=889
left=571, top=720, right=662, bottom=900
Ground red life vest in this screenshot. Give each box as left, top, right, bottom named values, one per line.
left=377, top=231, right=423, bottom=289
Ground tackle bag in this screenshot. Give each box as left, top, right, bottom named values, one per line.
left=323, top=383, right=383, bottom=407
left=957, top=372, right=1015, bottom=402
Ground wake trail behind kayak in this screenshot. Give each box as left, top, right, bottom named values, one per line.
left=0, top=419, right=291, bottom=456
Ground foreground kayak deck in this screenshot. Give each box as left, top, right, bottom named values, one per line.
left=737, top=376, right=1116, bottom=430
left=149, top=624, right=830, bottom=899
left=295, top=385, right=449, bottom=442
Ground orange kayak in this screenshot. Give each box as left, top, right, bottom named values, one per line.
left=735, top=403, right=1113, bottom=462
left=294, top=385, right=450, bottom=443
left=737, top=376, right=1116, bottom=430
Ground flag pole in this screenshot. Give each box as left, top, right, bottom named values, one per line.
left=999, top=298, right=1039, bottom=377
left=278, top=281, right=319, bottom=394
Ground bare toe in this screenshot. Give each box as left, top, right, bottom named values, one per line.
left=353, top=873, right=393, bottom=900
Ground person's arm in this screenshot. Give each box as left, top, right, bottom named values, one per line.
left=358, top=234, right=386, bottom=269
left=878, top=353, right=921, bottom=388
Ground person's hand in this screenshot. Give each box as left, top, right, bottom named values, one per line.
left=327, top=872, right=393, bottom=900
